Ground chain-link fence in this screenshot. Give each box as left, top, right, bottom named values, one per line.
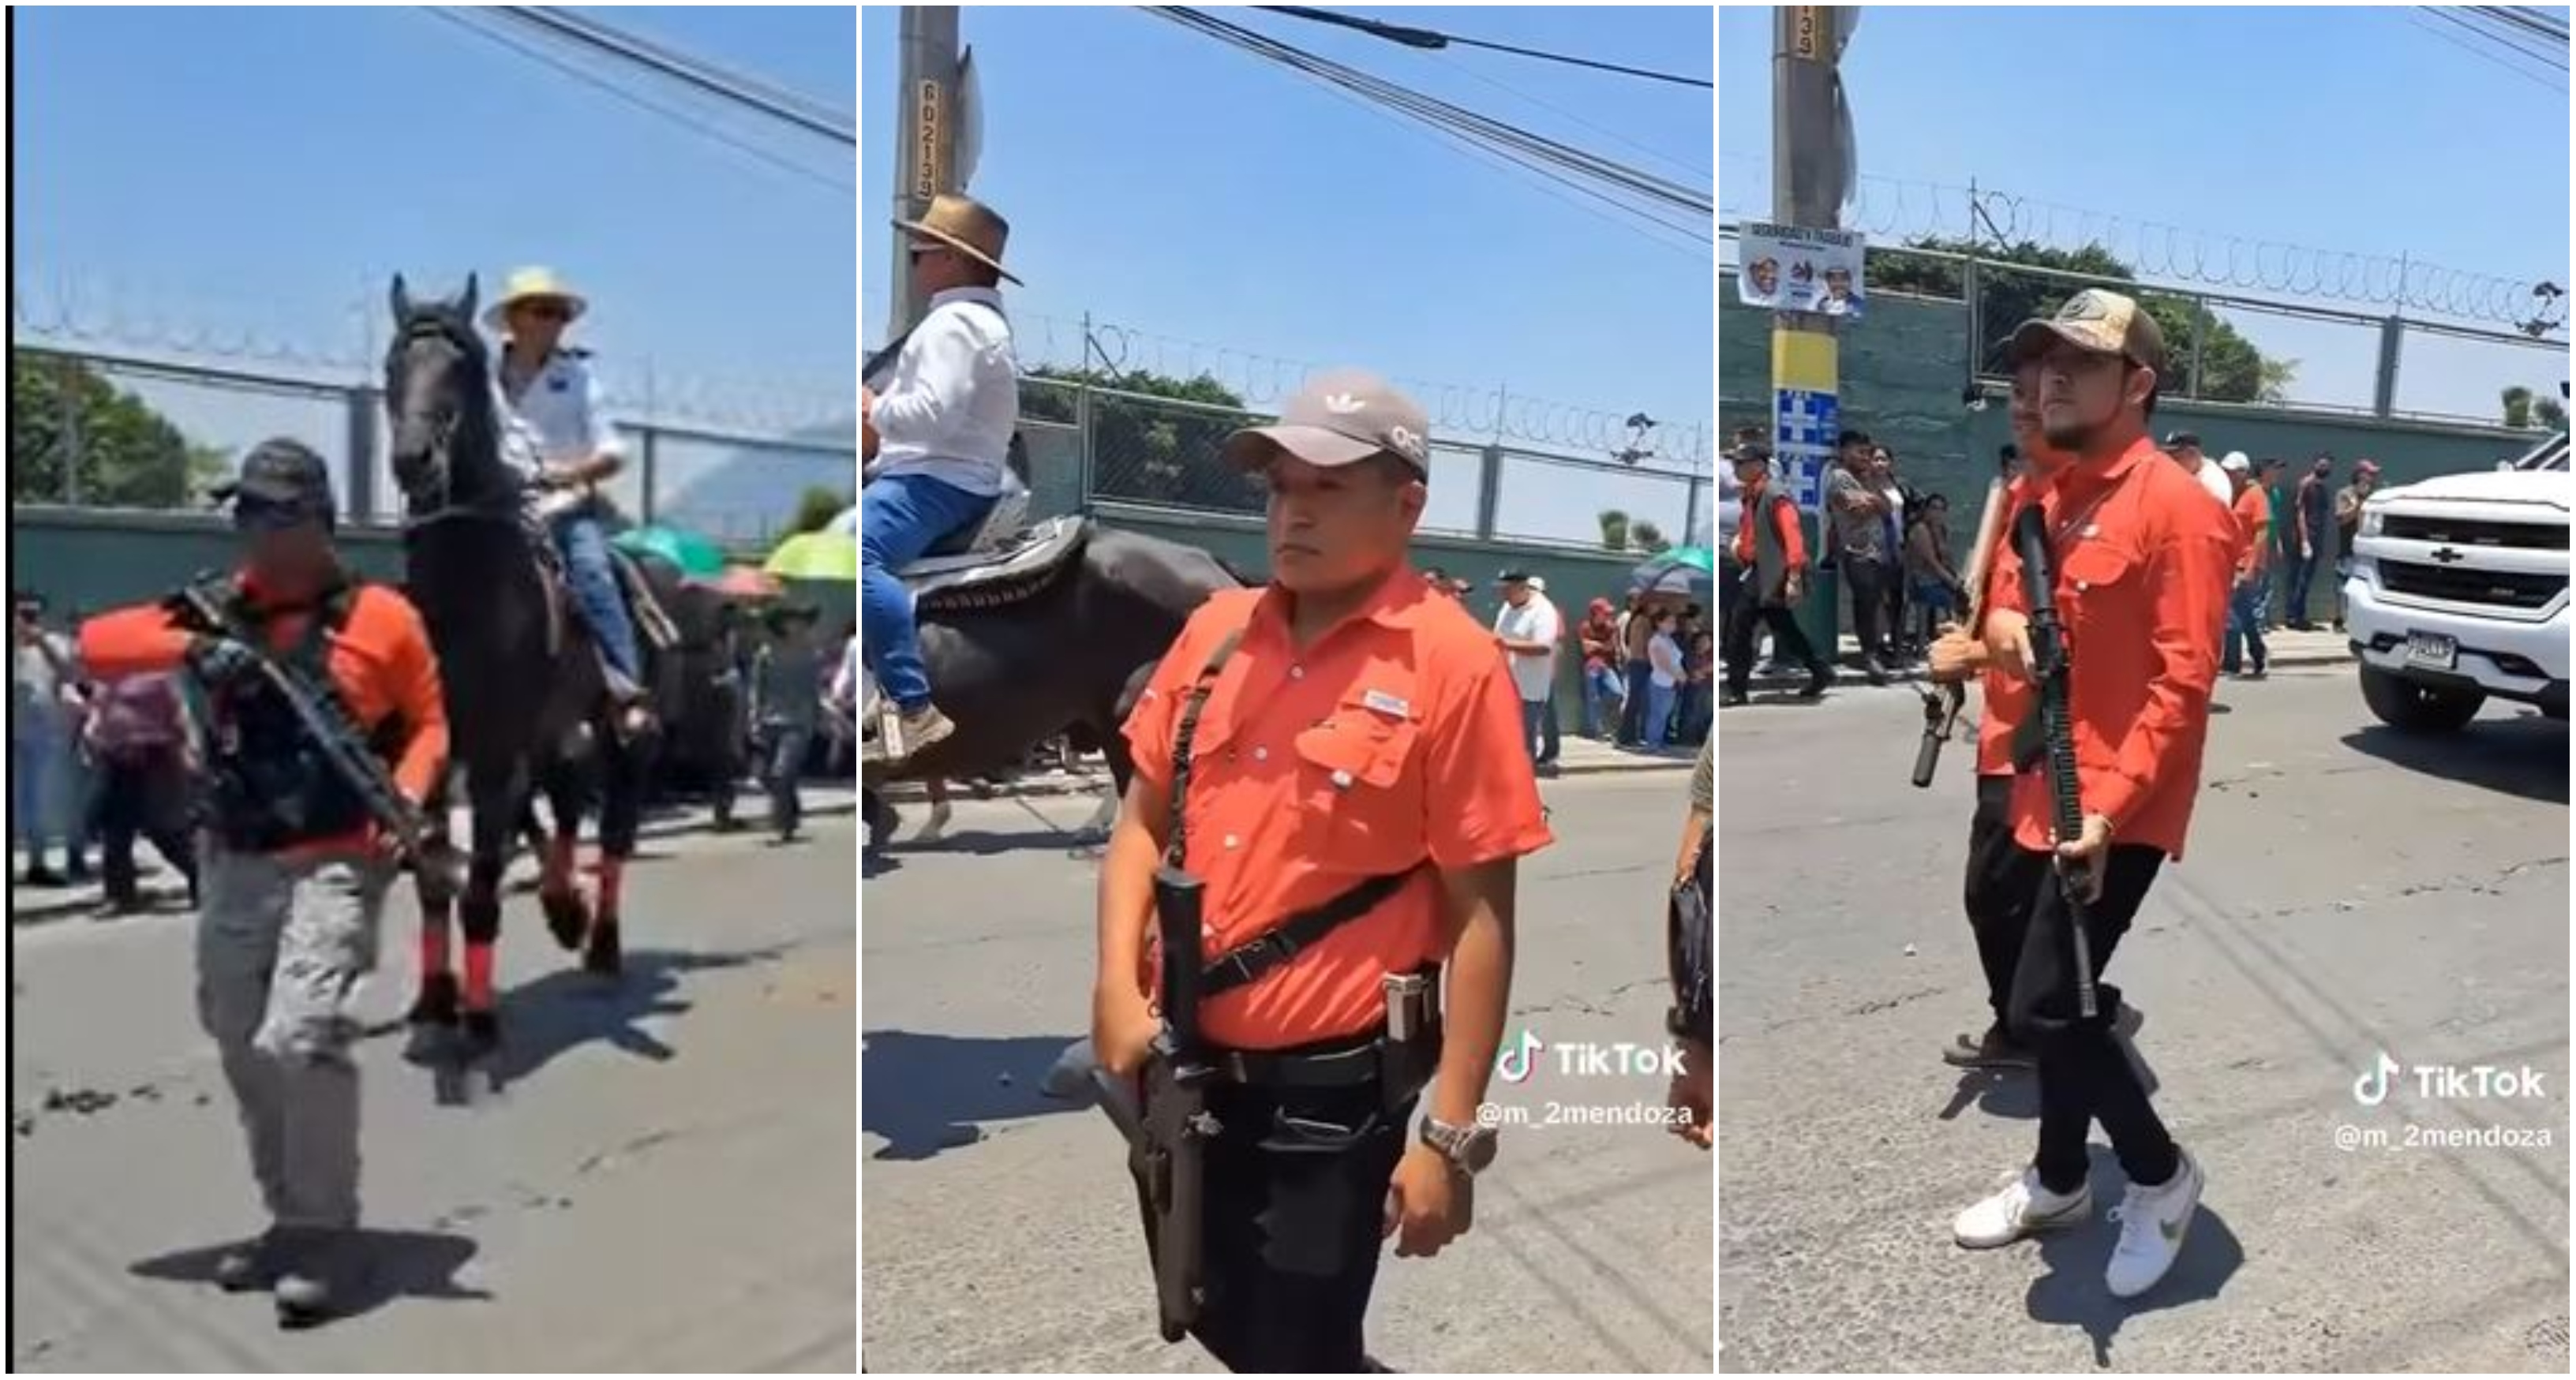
left=1007, top=373, right=1710, bottom=555
left=10, top=343, right=856, bottom=548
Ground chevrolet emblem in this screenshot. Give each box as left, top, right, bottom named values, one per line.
left=2428, top=547, right=2465, bottom=564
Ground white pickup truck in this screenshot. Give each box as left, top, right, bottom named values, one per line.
left=2342, top=433, right=2569, bottom=731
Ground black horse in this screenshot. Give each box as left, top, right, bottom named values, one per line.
left=859, top=525, right=1244, bottom=849
left=383, top=274, right=672, bottom=1049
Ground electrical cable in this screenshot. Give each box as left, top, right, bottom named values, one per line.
left=494, top=5, right=856, bottom=141
left=1254, top=5, right=1710, bottom=88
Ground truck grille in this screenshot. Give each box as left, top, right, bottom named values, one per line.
left=2379, top=559, right=2567, bottom=610
left=2382, top=514, right=2568, bottom=549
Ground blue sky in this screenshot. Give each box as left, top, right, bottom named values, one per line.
left=14, top=3, right=856, bottom=530
left=860, top=4, right=1715, bottom=547
left=1717, top=5, right=2570, bottom=423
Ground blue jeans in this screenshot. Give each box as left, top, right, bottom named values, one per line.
left=12, top=722, right=61, bottom=853
left=2224, top=578, right=2272, bottom=673
left=1644, top=683, right=1679, bottom=748
left=764, top=724, right=812, bottom=834
left=1620, top=660, right=1655, bottom=744
left=1581, top=665, right=1623, bottom=739
left=861, top=473, right=996, bottom=711
left=1518, top=699, right=1546, bottom=763
left=552, top=511, right=642, bottom=686
left=2286, top=546, right=2321, bottom=626
left=1538, top=690, right=1560, bottom=764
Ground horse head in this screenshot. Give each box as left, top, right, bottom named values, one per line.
left=384, top=273, right=505, bottom=517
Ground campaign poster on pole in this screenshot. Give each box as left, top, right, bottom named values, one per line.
left=1736, top=223, right=1867, bottom=320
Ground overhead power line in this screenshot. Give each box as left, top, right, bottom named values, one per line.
left=422, top=6, right=853, bottom=194
left=509, top=6, right=857, bottom=134
left=1151, top=7, right=1709, bottom=256
left=1253, top=5, right=1712, bottom=89
left=493, top=6, right=856, bottom=143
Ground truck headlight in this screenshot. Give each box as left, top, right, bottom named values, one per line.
left=2361, top=508, right=2383, bottom=539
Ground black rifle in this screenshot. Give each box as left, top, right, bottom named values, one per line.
left=167, top=579, right=466, bottom=896
left=2008, top=507, right=2099, bottom=1020
left=1912, top=478, right=2009, bottom=787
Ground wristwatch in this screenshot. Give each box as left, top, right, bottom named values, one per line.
left=1420, top=1116, right=1499, bottom=1174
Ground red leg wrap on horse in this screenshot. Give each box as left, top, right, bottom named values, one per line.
left=420, top=923, right=451, bottom=978
left=464, top=941, right=496, bottom=1012
left=597, top=856, right=625, bottom=919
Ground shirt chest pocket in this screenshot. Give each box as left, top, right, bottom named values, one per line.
left=2059, top=537, right=2144, bottom=638
left=1290, top=694, right=1428, bottom=873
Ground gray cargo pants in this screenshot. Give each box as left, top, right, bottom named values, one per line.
left=196, top=843, right=391, bottom=1230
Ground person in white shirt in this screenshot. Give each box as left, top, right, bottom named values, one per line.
left=859, top=193, right=1023, bottom=764
left=1645, top=609, right=1687, bottom=749
left=2162, top=431, right=2237, bottom=513
left=1490, top=570, right=1562, bottom=763
left=485, top=267, right=648, bottom=734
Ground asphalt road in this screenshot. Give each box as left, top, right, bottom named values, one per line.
left=1718, top=666, right=2570, bottom=1372
left=9, top=815, right=858, bottom=1371
left=860, top=772, right=1717, bottom=1374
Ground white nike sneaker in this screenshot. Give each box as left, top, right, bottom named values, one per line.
left=1953, top=1165, right=2093, bottom=1248
left=2105, top=1148, right=2203, bottom=1298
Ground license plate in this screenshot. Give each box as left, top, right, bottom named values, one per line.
left=2405, top=632, right=2458, bottom=669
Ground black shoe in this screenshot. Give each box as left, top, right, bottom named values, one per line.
left=1801, top=666, right=1834, bottom=699
left=1863, top=659, right=1891, bottom=686
left=92, top=896, right=145, bottom=920
left=21, top=866, right=66, bottom=888
left=1720, top=689, right=1750, bottom=708
left=2245, top=665, right=2267, bottom=681
left=214, top=1226, right=298, bottom=1293
left=273, top=1229, right=359, bottom=1329
left=1943, top=1023, right=2036, bottom=1070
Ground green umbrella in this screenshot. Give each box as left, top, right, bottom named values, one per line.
left=612, top=524, right=726, bottom=578
left=762, top=529, right=859, bottom=582
left=1631, top=546, right=1716, bottom=602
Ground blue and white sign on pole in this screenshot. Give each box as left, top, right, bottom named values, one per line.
left=1773, top=387, right=1839, bottom=513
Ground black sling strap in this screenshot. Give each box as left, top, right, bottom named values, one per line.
left=1163, top=626, right=1422, bottom=999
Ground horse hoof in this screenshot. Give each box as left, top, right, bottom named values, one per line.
left=541, top=889, right=590, bottom=952
left=582, top=919, right=623, bottom=977
left=461, top=1007, right=501, bottom=1055
left=407, top=972, right=460, bottom=1027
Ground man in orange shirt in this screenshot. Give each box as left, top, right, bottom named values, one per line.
left=79, top=439, right=447, bottom=1327
left=2222, top=451, right=2274, bottom=678
left=1091, top=372, right=1551, bottom=1371
left=1960, top=290, right=2234, bottom=1300
left=1719, top=440, right=1833, bottom=704
left=1927, top=368, right=2068, bottom=1073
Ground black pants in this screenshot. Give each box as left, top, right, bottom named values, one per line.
left=1720, top=598, right=1824, bottom=693
left=2004, top=842, right=2180, bottom=1195
left=1961, top=774, right=2044, bottom=1027
left=1193, top=1078, right=1413, bottom=1374
left=1840, top=556, right=1895, bottom=662
left=93, top=754, right=197, bottom=907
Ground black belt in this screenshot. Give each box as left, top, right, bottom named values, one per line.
left=1214, top=1034, right=1387, bottom=1090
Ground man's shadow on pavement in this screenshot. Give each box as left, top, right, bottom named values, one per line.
left=862, top=1029, right=1096, bottom=1161
left=395, top=946, right=784, bottom=1098
left=1938, top=1011, right=2157, bottom=1123
left=2024, top=1146, right=2243, bottom=1367
left=131, top=1229, right=490, bottom=1322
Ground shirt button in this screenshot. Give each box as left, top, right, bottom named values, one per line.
left=1290, top=665, right=1305, bottom=680
left=1224, top=834, right=1240, bottom=849
left=2075, top=580, right=2090, bottom=593
left=1252, top=746, right=1269, bottom=762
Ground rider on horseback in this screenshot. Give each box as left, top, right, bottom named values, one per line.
left=859, top=193, right=1022, bottom=766
left=487, top=266, right=651, bottom=736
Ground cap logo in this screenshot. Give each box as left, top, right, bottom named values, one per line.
left=1387, top=424, right=1425, bottom=463
left=1323, top=392, right=1368, bottom=416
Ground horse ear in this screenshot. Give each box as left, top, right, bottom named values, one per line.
left=391, top=274, right=413, bottom=320
left=460, top=273, right=479, bottom=323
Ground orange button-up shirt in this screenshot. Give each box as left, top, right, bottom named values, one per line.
left=80, top=574, right=449, bottom=855
left=2231, top=482, right=2273, bottom=578
left=1123, top=567, right=1554, bottom=1049
left=1975, top=476, right=2042, bottom=778
left=1985, top=436, right=2234, bottom=860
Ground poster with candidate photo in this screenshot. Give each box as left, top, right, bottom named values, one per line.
left=1735, top=222, right=1866, bottom=320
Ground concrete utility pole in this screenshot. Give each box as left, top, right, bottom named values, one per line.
left=1771, top=6, right=1848, bottom=642
left=887, top=6, right=961, bottom=343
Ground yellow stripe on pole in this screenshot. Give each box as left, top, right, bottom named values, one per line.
left=1772, top=328, right=1838, bottom=394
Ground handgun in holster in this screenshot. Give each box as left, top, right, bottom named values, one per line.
left=1132, top=863, right=1219, bottom=1344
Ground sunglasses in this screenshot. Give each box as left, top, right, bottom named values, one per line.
left=907, top=242, right=951, bottom=263
left=514, top=301, right=574, bottom=323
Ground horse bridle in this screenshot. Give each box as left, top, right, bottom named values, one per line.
left=390, top=313, right=522, bottom=534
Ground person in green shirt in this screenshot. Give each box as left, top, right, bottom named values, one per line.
left=2260, top=457, right=2297, bottom=630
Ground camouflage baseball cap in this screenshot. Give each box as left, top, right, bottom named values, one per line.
left=1220, top=368, right=1432, bottom=477
left=2006, top=289, right=2169, bottom=376
left=212, top=437, right=336, bottom=526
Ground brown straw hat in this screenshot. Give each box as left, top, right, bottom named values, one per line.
left=894, top=193, right=1024, bottom=286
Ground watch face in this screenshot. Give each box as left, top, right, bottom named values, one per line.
left=1462, top=1129, right=1499, bottom=1172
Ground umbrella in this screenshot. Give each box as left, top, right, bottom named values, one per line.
left=763, top=530, right=859, bottom=582
left=612, top=524, right=726, bottom=579
left=697, top=565, right=784, bottom=600
left=1629, top=546, right=1716, bottom=604
left=826, top=504, right=860, bottom=537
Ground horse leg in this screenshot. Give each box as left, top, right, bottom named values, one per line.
left=537, top=761, right=590, bottom=952
left=584, top=725, right=645, bottom=977
left=459, top=772, right=520, bottom=1053
left=861, top=786, right=899, bottom=855
left=919, top=777, right=951, bottom=843
left=406, top=769, right=460, bottom=1026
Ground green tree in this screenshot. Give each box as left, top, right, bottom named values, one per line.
left=1631, top=519, right=1672, bottom=555
left=1869, top=236, right=2297, bottom=404
left=1024, top=366, right=1261, bottom=514
left=2503, top=385, right=2535, bottom=429
left=1598, top=508, right=1632, bottom=552
left=10, top=354, right=225, bottom=507
left=2536, top=396, right=2568, bottom=432
left=785, top=484, right=853, bottom=535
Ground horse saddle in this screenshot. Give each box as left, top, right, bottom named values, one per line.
left=529, top=540, right=680, bottom=661
left=899, top=502, right=1090, bottom=606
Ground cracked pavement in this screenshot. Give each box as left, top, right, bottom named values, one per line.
left=1718, top=664, right=2569, bottom=1372
left=860, top=772, right=1714, bottom=1373
left=9, top=816, right=856, bottom=1371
